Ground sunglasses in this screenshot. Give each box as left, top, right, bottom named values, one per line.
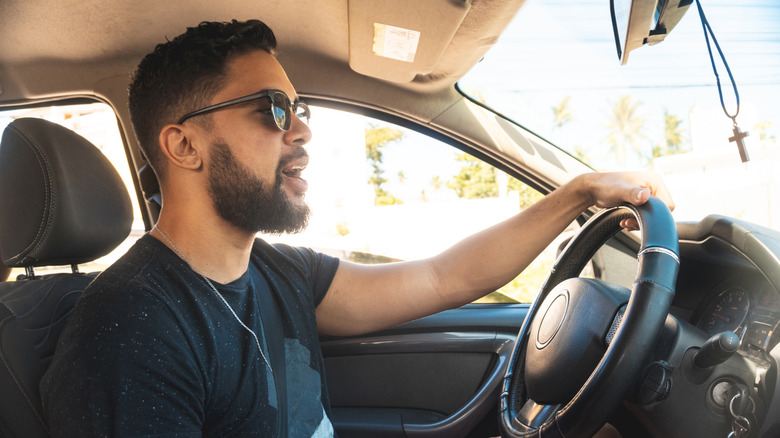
left=176, top=89, right=310, bottom=131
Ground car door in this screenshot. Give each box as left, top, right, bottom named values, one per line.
left=322, top=304, right=527, bottom=437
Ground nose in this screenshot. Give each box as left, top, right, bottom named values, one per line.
left=284, top=111, right=312, bottom=146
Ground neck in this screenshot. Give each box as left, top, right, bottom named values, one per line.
left=152, top=215, right=254, bottom=284
left=153, top=222, right=274, bottom=375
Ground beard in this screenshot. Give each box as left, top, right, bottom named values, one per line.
left=207, top=141, right=310, bottom=234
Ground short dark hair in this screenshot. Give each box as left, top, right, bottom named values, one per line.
left=128, top=19, right=277, bottom=179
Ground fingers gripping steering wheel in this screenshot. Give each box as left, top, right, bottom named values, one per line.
left=499, top=197, right=679, bottom=438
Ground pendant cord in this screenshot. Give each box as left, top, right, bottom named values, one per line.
left=153, top=226, right=274, bottom=375
left=694, top=0, right=740, bottom=125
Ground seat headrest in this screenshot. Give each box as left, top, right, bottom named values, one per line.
left=0, top=118, right=133, bottom=268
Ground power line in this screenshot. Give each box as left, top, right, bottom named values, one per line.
left=505, top=81, right=780, bottom=93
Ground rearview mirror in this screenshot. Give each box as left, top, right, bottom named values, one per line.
left=611, top=0, right=693, bottom=65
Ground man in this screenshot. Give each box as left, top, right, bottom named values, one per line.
left=41, top=20, right=673, bottom=437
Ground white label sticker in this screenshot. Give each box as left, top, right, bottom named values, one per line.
left=373, top=23, right=420, bottom=63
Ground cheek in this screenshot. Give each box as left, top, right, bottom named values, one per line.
left=209, top=117, right=285, bottom=176
left=244, top=143, right=284, bottom=178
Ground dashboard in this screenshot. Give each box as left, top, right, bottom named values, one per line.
left=667, top=216, right=780, bottom=381
left=693, top=275, right=780, bottom=366
left=615, top=215, right=780, bottom=437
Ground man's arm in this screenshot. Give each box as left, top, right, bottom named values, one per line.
left=315, top=172, right=673, bottom=336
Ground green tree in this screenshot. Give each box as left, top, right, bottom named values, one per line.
left=572, top=145, right=591, bottom=166
left=365, top=123, right=404, bottom=205
left=605, top=96, right=647, bottom=165
left=754, top=120, right=777, bottom=146
left=551, top=97, right=590, bottom=166
left=651, top=109, right=688, bottom=163
left=448, top=154, right=542, bottom=208
left=335, top=222, right=350, bottom=236
left=508, top=178, right=543, bottom=208
left=420, top=175, right=445, bottom=202
left=663, top=110, right=686, bottom=154
left=551, top=96, right=574, bottom=131
left=430, top=175, right=444, bottom=191
left=447, top=154, right=498, bottom=199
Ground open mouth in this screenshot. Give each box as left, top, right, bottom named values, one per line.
left=280, top=158, right=309, bottom=194
left=282, top=165, right=305, bottom=179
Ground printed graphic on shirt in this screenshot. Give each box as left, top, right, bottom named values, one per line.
left=284, top=338, right=334, bottom=437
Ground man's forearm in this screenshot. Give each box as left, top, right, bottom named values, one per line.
left=428, top=175, right=590, bottom=307
left=318, top=175, right=590, bottom=336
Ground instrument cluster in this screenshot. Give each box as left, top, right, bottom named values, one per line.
left=695, top=277, right=780, bottom=362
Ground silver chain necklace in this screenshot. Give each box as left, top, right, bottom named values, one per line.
left=154, top=226, right=274, bottom=375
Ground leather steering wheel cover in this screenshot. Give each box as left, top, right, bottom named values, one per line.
left=499, top=197, right=679, bottom=437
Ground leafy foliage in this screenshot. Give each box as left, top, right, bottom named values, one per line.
left=347, top=251, right=401, bottom=265
left=663, top=110, right=686, bottom=154
left=650, top=109, right=690, bottom=166
left=551, top=96, right=574, bottom=130
left=605, top=96, right=647, bottom=165
left=335, top=222, right=350, bottom=236
left=754, top=120, right=777, bottom=145
left=448, top=153, right=542, bottom=208
left=365, top=124, right=404, bottom=205
left=447, top=154, right=499, bottom=198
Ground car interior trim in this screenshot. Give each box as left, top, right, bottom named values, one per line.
left=638, top=246, right=681, bottom=264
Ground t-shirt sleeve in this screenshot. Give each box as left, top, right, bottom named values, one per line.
left=269, top=243, right=340, bottom=306
left=41, top=278, right=205, bottom=437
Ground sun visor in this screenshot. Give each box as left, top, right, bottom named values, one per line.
left=348, top=0, right=471, bottom=83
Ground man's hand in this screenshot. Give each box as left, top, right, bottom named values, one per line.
left=574, top=172, right=675, bottom=230
left=577, top=171, right=674, bottom=209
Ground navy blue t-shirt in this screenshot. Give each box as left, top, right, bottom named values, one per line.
left=41, top=234, right=340, bottom=437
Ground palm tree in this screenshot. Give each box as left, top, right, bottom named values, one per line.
left=365, top=123, right=404, bottom=205
left=605, top=96, right=646, bottom=165
left=551, top=96, right=574, bottom=131
left=651, top=109, right=688, bottom=165
left=663, top=109, right=686, bottom=155
left=754, top=121, right=776, bottom=147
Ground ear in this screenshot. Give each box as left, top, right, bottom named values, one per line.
left=158, top=124, right=203, bottom=171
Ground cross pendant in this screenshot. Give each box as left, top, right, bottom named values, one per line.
left=729, top=124, right=750, bottom=163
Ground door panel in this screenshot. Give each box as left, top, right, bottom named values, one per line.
left=322, top=304, right=529, bottom=437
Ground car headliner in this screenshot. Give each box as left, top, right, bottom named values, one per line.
left=0, top=0, right=523, bottom=115
left=0, top=0, right=592, bottom=228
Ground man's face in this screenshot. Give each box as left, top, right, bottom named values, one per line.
left=207, top=139, right=310, bottom=234
left=198, top=50, right=313, bottom=234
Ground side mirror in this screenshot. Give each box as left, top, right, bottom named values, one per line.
left=610, top=0, right=693, bottom=65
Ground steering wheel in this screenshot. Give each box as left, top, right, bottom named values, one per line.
left=499, top=197, right=679, bottom=438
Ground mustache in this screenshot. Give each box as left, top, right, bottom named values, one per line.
left=277, top=147, right=308, bottom=170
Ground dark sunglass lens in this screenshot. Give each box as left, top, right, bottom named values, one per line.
left=271, top=106, right=287, bottom=131
left=271, top=92, right=291, bottom=130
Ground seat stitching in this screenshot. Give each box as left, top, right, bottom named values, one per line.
left=5, top=123, right=55, bottom=263
left=0, top=321, right=49, bottom=428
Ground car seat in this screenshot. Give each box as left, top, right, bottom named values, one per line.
left=0, top=117, right=133, bottom=437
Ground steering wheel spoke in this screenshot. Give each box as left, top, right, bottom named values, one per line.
left=512, top=399, right=561, bottom=431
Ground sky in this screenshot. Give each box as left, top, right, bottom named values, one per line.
left=461, top=0, right=780, bottom=162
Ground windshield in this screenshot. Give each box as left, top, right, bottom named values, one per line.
left=460, top=0, right=780, bottom=231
